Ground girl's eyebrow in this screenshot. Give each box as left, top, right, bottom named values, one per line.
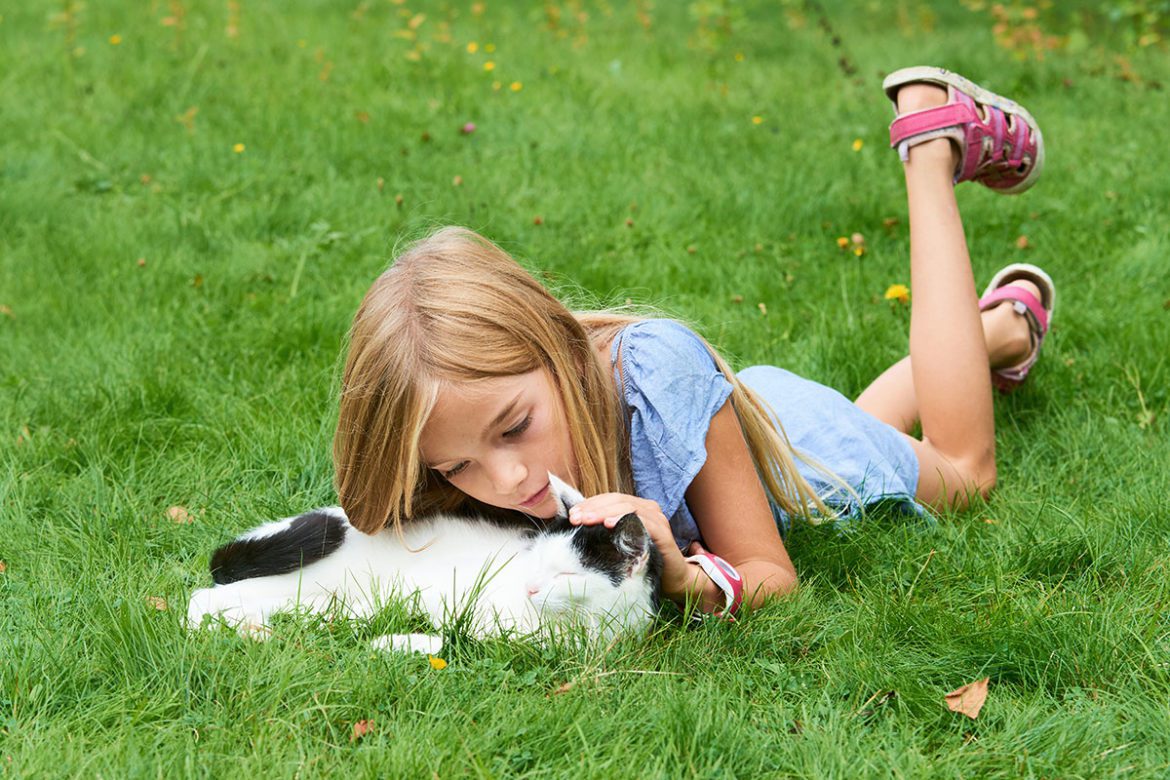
left=482, top=392, right=523, bottom=438
left=426, top=392, right=524, bottom=468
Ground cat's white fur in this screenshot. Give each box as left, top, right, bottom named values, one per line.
left=187, top=476, right=656, bottom=652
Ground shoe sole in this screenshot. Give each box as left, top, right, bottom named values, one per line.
left=882, top=66, right=1045, bottom=195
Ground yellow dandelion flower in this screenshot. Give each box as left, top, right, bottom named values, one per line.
left=233, top=143, right=245, bottom=153
left=467, top=41, right=478, bottom=53
left=428, top=656, right=448, bottom=670
left=734, top=52, right=744, bottom=62
left=836, top=236, right=849, bottom=249
left=510, top=81, right=522, bottom=91
left=853, top=245, right=865, bottom=257
left=852, top=138, right=864, bottom=151
left=884, top=283, right=910, bottom=303
left=109, top=34, right=122, bottom=45
left=751, top=116, right=763, bottom=125
left=483, top=60, right=495, bottom=71
left=485, top=42, right=496, bottom=53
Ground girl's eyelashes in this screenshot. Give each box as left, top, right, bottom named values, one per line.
left=441, top=462, right=468, bottom=479
left=503, top=414, right=532, bottom=438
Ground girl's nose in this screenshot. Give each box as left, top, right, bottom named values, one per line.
left=486, top=454, right=527, bottom=497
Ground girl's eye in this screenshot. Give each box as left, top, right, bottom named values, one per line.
left=503, top=415, right=532, bottom=438
left=441, top=462, right=468, bottom=479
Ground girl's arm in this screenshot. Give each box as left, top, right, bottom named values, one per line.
left=569, top=399, right=797, bottom=612
left=683, top=399, right=799, bottom=608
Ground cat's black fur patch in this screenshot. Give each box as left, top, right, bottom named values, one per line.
left=549, top=514, right=664, bottom=609
left=210, top=510, right=347, bottom=585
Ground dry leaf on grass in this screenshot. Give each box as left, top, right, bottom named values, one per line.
left=145, top=596, right=168, bottom=611
left=0, top=305, right=13, bottom=319
left=351, top=720, right=373, bottom=742
left=167, top=506, right=193, bottom=524
left=551, top=681, right=575, bottom=695
left=0, top=561, right=7, bottom=573
left=945, top=677, right=990, bottom=719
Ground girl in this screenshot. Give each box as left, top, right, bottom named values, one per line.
left=332, top=67, right=1054, bottom=617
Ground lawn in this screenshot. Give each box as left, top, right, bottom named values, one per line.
left=2, top=1, right=1169, bottom=776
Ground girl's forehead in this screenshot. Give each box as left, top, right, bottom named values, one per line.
left=434, top=370, right=547, bottom=405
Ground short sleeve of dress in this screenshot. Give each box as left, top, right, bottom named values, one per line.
left=611, top=319, right=734, bottom=549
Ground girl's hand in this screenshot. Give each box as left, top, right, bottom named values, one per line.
left=568, top=493, right=720, bottom=607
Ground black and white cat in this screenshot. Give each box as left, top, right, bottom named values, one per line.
left=187, top=476, right=663, bottom=653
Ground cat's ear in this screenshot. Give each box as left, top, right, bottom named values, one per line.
left=613, top=514, right=650, bottom=577
left=547, top=472, right=585, bottom=518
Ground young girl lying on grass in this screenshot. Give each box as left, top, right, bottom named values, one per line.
left=332, top=66, right=1054, bottom=617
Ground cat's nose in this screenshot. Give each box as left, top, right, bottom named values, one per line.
left=526, top=586, right=539, bottom=598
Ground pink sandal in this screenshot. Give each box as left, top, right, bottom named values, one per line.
left=883, top=66, right=1045, bottom=194
left=979, top=263, right=1056, bottom=393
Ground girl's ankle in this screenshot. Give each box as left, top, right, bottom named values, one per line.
left=895, top=83, right=947, bottom=115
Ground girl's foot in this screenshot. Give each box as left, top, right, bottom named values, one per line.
left=979, top=264, right=1056, bottom=392
left=883, top=66, right=1045, bottom=194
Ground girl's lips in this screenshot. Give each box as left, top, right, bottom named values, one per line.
left=519, top=482, right=550, bottom=509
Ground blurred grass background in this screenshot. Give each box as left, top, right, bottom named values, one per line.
left=2, top=0, right=1169, bottom=776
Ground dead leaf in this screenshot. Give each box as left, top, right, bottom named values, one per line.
left=945, top=677, right=989, bottom=719
left=0, top=561, right=7, bottom=573
left=137, top=257, right=146, bottom=267
left=451, top=175, right=463, bottom=187
left=354, top=110, right=370, bottom=124
left=551, top=681, right=575, bottom=695
left=731, top=294, right=744, bottom=304
left=686, top=244, right=697, bottom=254
left=533, top=215, right=544, bottom=225
left=0, top=305, right=13, bottom=319
left=983, top=517, right=998, bottom=524
left=376, top=177, right=384, bottom=192
left=146, top=596, right=168, bottom=611
left=394, top=193, right=404, bottom=206
left=757, top=302, right=767, bottom=316
left=166, top=505, right=193, bottom=524
left=351, top=719, right=373, bottom=741
left=625, top=218, right=634, bottom=227
left=1015, top=235, right=1030, bottom=250
left=192, top=274, right=203, bottom=288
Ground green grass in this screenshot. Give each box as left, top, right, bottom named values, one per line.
left=3, top=1, right=1170, bottom=776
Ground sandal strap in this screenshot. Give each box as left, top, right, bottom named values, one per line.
left=978, top=285, right=1049, bottom=335
left=888, top=102, right=978, bottom=149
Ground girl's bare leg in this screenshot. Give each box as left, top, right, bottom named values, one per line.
left=856, top=286, right=1038, bottom=433
left=857, top=83, right=1022, bottom=509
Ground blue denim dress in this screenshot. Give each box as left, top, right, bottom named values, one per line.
left=610, top=319, right=923, bottom=550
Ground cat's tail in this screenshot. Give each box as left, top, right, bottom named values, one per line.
left=210, top=508, right=348, bottom=585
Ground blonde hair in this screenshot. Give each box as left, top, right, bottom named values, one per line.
left=334, top=226, right=831, bottom=535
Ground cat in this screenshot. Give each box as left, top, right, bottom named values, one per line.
left=186, top=476, right=663, bottom=654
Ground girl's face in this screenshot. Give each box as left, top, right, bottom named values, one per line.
left=420, top=370, right=577, bottom=519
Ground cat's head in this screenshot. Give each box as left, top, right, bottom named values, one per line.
left=521, top=475, right=663, bottom=633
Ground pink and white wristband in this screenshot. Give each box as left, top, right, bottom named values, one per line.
left=685, top=552, right=744, bottom=620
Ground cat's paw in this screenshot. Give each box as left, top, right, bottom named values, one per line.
left=187, top=586, right=268, bottom=635
left=370, top=633, right=444, bottom=655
